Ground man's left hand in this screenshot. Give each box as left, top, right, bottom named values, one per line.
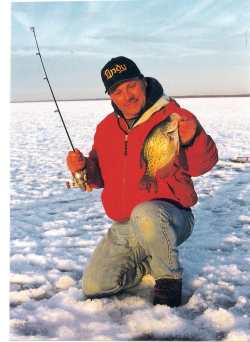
left=178, top=117, right=198, bottom=145
left=170, top=113, right=198, bottom=145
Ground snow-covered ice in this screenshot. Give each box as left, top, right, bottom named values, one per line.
left=10, top=97, right=250, bottom=340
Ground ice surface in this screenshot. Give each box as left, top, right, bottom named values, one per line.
left=10, top=98, right=250, bottom=340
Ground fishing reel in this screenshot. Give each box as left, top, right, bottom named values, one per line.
left=66, top=169, right=92, bottom=192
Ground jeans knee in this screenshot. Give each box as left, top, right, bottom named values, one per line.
left=82, top=264, right=97, bottom=296
left=82, top=267, right=124, bottom=298
left=131, top=201, right=163, bottom=241
left=82, top=273, right=101, bottom=297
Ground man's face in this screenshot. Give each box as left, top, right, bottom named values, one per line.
left=109, top=79, right=146, bottom=119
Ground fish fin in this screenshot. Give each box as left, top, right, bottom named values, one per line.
left=139, top=175, right=158, bottom=193
left=153, top=179, right=158, bottom=193
left=140, top=156, right=146, bottom=169
left=175, top=149, right=188, bottom=170
left=140, top=146, right=147, bottom=169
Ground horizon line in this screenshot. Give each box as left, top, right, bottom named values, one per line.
left=10, top=93, right=250, bottom=104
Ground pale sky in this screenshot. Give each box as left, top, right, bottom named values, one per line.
left=11, top=0, right=250, bottom=101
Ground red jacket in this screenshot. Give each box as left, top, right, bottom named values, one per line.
left=86, top=97, right=218, bottom=222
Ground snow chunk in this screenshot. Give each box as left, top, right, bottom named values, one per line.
left=53, top=257, right=79, bottom=271
left=199, top=308, right=235, bottom=332
left=10, top=284, right=51, bottom=305
left=12, top=240, right=37, bottom=249
left=192, top=276, right=207, bottom=288
left=11, top=253, right=47, bottom=267
left=224, top=235, right=242, bottom=244
left=239, top=215, right=250, bottom=223
left=224, top=330, right=250, bottom=342
left=55, top=276, right=76, bottom=290
left=126, top=306, right=187, bottom=339
left=56, top=326, right=76, bottom=340
left=10, top=273, right=46, bottom=285
left=10, top=319, right=26, bottom=330
left=40, top=308, right=75, bottom=324
left=43, top=227, right=68, bottom=237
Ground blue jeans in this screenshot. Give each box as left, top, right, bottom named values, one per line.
left=83, top=200, right=194, bottom=298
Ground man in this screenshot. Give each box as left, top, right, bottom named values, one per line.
left=67, top=56, right=218, bottom=307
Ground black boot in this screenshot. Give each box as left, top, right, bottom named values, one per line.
left=153, top=278, right=182, bottom=307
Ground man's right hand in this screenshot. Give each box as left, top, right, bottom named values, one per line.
left=67, top=148, right=86, bottom=174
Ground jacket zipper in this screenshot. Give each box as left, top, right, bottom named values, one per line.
left=116, top=115, right=130, bottom=156
left=116, top=114, right=131, bottom=218
left=121, top=133, right=129, bottom=218
left=124, top=134, right=128, bottom=155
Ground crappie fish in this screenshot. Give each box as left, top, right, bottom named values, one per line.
left=140, top=113, right=181, bottom=192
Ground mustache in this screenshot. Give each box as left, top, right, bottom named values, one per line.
left=127, top=97, right=138, bottom=103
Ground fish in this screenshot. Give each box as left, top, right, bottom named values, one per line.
left=140, top=113, right=181, bottom=193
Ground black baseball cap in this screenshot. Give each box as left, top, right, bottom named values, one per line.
left=101, top=56, right=144, bottom=93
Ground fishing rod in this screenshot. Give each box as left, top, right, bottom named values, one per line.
left=30, top=26, right=75, bottom=151
left=30, top=26, right=92, bottom=191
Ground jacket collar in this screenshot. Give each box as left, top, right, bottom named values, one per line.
left=133, top=95, right=169, bottom=127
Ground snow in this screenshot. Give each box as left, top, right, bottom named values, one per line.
left=10, top=97, right=250, bottom=341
